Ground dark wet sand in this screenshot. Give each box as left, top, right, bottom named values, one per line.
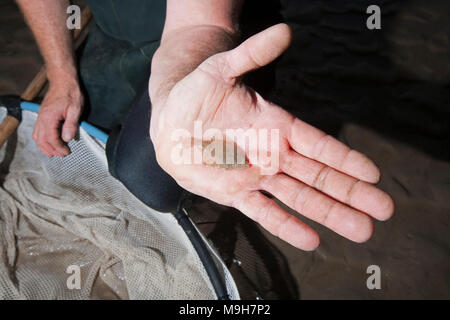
left=1, top=0, right=449, bottom=299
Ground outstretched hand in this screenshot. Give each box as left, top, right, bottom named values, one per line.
left=150, top=24, right=394, bottom=250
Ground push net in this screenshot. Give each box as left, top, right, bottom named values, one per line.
left=0, top=108, right=239, bottom=300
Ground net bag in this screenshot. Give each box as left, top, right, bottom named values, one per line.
left=0, top=107, right=239, bottom=300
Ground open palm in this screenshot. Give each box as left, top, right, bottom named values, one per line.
left=150, top=24, right=394, bottom=250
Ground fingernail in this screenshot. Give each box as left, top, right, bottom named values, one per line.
left=63, top=133, right=71, bottom=141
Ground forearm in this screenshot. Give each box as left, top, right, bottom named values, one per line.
left=149, top=26, right=238, bottom=106
left=16, top=0, right=77, bottom=84
left=149, top=0, right=243, bottom=107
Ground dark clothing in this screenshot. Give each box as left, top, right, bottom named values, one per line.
left=81, top=0, right=165, bottom=130
left=80, top=1, right=182, bottom=209
left=106, top=88, right=183, bottom=213
left=86, top=0, right=165, bottom=44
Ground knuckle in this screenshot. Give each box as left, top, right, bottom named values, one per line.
left=48, top=132, right=59, bottom=140
left=295, top=186, right=312, bottom=214
left=345, top=180, right=360, bottom=204
left=39, top=113, right=52, bottom=122
left=313, top=165, right=331, bottom=190
left=281, top=151, right=294, bottom=172
left=321, top=201, right=338, bottom=225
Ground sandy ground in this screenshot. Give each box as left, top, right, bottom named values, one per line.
left=0, top=0, right=449, bottom=299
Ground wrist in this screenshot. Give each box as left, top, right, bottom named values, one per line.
left=48, top=72, right=80, bottom=92
left=149, top=25, right=238, bottom=105
left=45, top=75, right=82, bottom=107
left=47, top=64, right=78, bottom=84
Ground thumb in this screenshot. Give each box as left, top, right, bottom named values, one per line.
left=223, top=23, right=292, bottom=79
left=62, top=105, right=81, bottom=142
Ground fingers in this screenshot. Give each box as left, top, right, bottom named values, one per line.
left=33, top=113, right=70, bottom=157
left=33, top=130, right=53, bottom=158
left=260, top=174, right=374, bottom=243
left=222, top=23, right=292, bottom=79
left=49, top=128, right=70, bottom=156
left=32, top=125, right=53, bottom=157
left=281, top=150, right=394, bottom=221
left=288, top=118, right=381, bottom=183
left=235, top=191, right=320, bottom=251
left=62, top=105, right=81, bottom=142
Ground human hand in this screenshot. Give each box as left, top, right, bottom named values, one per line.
left=32, top=77, right=83, bottom=157
left=150, top=24, right=394, bottom=250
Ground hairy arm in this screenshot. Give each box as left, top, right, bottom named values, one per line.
left=16, top=0, right=83, bottom=156
left=149, top=0, right=243, bottom=109
left=16, top=0, right=76, bottom=83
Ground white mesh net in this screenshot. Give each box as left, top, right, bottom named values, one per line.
left=0, top=108, right=239, bottom=300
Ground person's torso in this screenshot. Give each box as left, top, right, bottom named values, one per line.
left=86, top=0, right=166, bottom=44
